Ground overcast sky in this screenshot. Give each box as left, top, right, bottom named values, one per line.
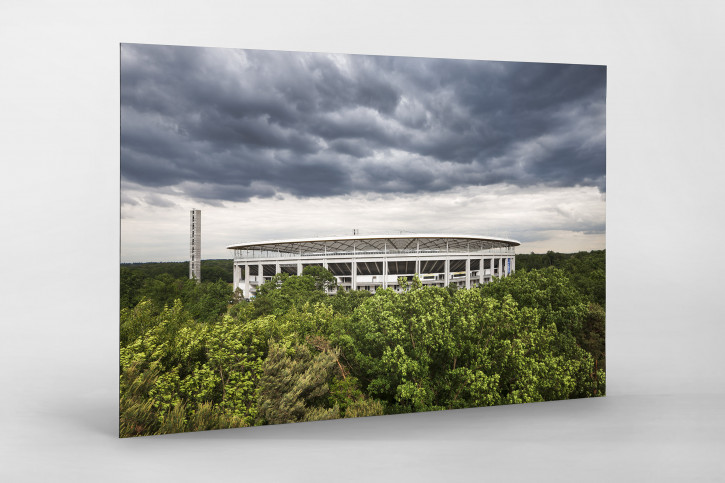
left=121, top=44, right=606, bottom=262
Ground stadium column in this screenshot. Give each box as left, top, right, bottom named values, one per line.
left=465, top=258, right=471, bottom=289
left=258, top=262, right=263, bottom=285
left=498, top=258, right=502, bottom=278
left=351, top=260, right=357, bottom=290
left=244, top=264, right=250, bottom=298
left=297, top=261, right=302, bottom=276
left=383, top=257, right=388, bottom=289
left=479, top=256, right=484, bottom=285
left=512, top=256, right=515, bottom=273
left=233, top=264, right=240, bottom=292
left=444, top=258, right=450, bottom=287
left=416, top=240, right=421, bottom=279
left=323, top=260, right=330, bottom=291
left=275, top=261, right=280, bottom=276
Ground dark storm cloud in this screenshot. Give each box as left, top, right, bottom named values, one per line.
left=121, top=44, right=606, bottom=203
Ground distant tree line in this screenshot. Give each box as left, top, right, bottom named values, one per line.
left=119, top=251, right=605, bottom=437
left=516, top=250, right=605, bottom=308
left=121, top=259, right=233, bottom=310
left=121, top=259, right=233, bottom=283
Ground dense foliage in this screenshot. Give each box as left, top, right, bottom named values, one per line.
left=120, top=251, right=605, bottom=437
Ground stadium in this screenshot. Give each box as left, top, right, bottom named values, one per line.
left=227, top=234, right=520, bottom=298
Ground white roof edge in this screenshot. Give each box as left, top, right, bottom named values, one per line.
left=226, top=234, right=520, bottom=249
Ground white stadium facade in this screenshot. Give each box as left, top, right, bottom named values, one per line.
left=228, top=235, right=520, bottom=298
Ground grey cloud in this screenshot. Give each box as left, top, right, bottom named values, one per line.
left=328, top=139, right=374, bottom=158
left=121, top=44, right=606, bottom=203
left=509, top=230, right=552, bottom=244
left=121, top=192, right=139, bottom=206
left=511, top=220, right=606, bottom=244
left=143, top=193, right=177, bottom=208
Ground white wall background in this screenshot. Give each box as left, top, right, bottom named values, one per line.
left=1, top=1, right=723, bottom=480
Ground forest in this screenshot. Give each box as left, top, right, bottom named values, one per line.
left=119, top=251, right=605, bottom=437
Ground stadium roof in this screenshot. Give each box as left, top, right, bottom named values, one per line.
left=227, top=234, right=520, bottom=254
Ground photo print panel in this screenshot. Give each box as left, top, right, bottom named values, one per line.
left=120, top=43, right=606, bottom=437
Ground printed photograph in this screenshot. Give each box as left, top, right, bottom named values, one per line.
left=120, top=44, right=606, bottom=437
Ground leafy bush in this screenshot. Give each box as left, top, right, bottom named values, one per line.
left=120, top=254, right=605, bottom=436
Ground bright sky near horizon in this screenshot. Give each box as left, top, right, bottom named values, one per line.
left=121, top=44, right=606, bottom=262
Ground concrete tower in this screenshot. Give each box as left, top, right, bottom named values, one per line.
left=189, top=209, right=201, bottom=282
